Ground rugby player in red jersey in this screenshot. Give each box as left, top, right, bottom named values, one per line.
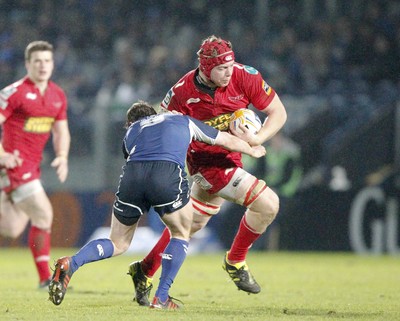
left=129, top=35, right=287, bottom=305
left=48, top=101, right=266, bottom=309
left=0, top=41, right=70, bottom=289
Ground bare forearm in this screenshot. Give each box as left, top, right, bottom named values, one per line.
left=256, top=94, right=287, bottom=144
left=53, top=136, right=70, bottom=158
left=216, top=132, right=265, bottom=158
left=52, top=121, right=71, bottom=158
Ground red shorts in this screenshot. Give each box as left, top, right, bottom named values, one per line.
left=189, top=165, right=239, bottom=194
left=0, top=159, right=41, bottom=193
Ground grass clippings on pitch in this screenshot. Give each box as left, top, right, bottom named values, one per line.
left=0, top=248, right=399, bottom=321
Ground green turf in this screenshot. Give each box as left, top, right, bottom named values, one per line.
left=0, top=248, right=399, bottom=320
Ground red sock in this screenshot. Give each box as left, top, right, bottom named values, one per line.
left=28, top=226, right=51, bottom=283
left=228, top=215, right=261, bottom=263
left=141, top=227, right=170, bottom=277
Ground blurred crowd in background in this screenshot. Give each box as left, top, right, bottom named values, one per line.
left=1, top=0, right=399, bottom=251
left=1, top=1, right=399, bottom=114
left=1, top=0, right=399, bottom=189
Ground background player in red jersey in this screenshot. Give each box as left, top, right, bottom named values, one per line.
left=0, top=41, right=70, bottom=288
left=129, top=35, right=287, bottom=305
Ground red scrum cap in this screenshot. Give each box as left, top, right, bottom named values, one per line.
left=197, top=35, right=235, bottom=78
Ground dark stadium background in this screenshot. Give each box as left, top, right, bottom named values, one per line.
left=0, top=0, right=399, bottom=255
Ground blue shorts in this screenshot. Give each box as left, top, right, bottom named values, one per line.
left=113, top=161, right=190, bottom=226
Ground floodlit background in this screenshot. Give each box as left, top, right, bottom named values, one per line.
left=0, top=0, right=399, bottom=255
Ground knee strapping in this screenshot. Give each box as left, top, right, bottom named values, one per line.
left=242, top=179, right=267, bottom=207
left=191, top=197, right=221, bottom=216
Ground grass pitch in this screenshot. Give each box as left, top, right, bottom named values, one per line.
left=0, top=248, right=399, bottom=321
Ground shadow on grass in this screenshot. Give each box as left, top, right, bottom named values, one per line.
left=280, top=307, right=383, bottom=319
left=195, top=305, right=384, bottom=319
left=72, top=289, right=132, bottom=296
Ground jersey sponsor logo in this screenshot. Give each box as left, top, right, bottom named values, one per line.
left=26, top=92, right=37, bottom=100
left=97, top=244, right=105, bottom=257
left=203, top=113, right=231, bottom=131
left=192, top=173, right=212, bottom=190
left=187, top=98, right=201, bottom=104
left=232, top=177, right=242, bottom=187
left=172, top=199, right=183, bottom=209
left=53, top=102, right=62, bottom=108
left=0, top=97, right=8, bottom=110
left=228, top=94, right=244, bottom=102
left=161, top=88, right=174, bottom=108
left=24, top=117, right=54, bottom=133
left=224, top=54, right=233, bottom=62
left=243, top=65, right=259, bottom=75
left=262, top=80, right=272, bottom=95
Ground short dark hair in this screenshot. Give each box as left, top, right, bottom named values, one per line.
left=25, top=41, right=53, bottom=61
left=125, top=100, right=157, bottom=128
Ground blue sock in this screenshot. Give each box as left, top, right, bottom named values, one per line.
left=155, top=238, right=189, bottom=302
left=70, top=238, right=114, bottom=273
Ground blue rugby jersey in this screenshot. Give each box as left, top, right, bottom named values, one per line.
left=123, top=114, right=219, bottom=168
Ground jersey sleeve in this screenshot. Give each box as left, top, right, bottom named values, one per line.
left=239, top=65, right=276, bottom=111
left=187, top=116, right=219, bottom=145
left=161, top=86, right=184, bottom=113
left=160, top=71, right=194, bottom=114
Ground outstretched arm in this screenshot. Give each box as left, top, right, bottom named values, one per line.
left=187, top=116, right=265, bottom=158
left=215, top=131, right=266, bottom=158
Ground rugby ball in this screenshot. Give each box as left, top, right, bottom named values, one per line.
left=229, top=109, right=262, bottom=134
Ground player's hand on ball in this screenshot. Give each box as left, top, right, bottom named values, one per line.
left=230, top=122, right=259, bottom=146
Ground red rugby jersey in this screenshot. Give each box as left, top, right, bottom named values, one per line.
left=160, top=63, right=275, bottom=171
left=0, top=77, right=67, bottom=164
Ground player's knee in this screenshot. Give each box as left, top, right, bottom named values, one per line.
left=268, top=192, right=280, bottom=219
left=190, top=196, right=219, bottom=236
left=263, top=191, right=279, bottom=222
left=265, top=203, right=279, bottom=226
left=249, top=187, right=280, bottom=223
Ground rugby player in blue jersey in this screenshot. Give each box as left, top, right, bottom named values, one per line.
left=48, top=100, right=265, bottom=309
